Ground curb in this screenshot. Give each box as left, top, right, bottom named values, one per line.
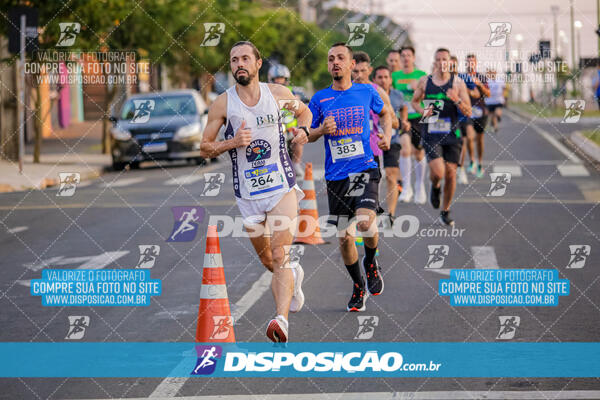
left=570, top=131, right=600, bottom=163
left=0, top=168, right=103, bottom=194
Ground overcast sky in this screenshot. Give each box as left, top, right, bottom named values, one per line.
left=350, top=0, right=597, bottom=71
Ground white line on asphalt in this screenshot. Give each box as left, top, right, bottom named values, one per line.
left=149, top=270, right=272, bottom=398
left=18, top=251, right=130, bottom=286
left=6, top=226, right=28, bottom=234
left=428, top=246, right=498, bottom=276
left=89, top=390, right=600, bottom=400
left=100, top=177, right=146, bottom=188
left=557, top=164, right=590, bottom=177
left=506, top=110, right=582, bottom=163
left=164, top=175, right=204, bottom=186
left=471, top=246, right=499, bottom=269
left=492, top=165, right=522, bottom=177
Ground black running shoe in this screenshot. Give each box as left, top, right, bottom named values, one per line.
left=430, top=185, right=441, bottom=209
left=347, top=282, right=368, bottom=312
left=362, top=256, right=384, bottom=296
left=439, top=210, right=454, bottom=226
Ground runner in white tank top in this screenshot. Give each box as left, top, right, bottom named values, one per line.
left=200, top=41, right=313, bottom=343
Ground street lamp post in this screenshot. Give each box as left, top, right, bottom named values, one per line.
left=516, top=34, right=523, bottom=102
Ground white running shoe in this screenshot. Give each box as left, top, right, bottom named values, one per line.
left=266, top=315, right=289, bottom=343
left=458, top=166, right=469, bottom=184
left=289, top=264, right=305, bottom=313
left=414, top=184, right=427, bottom=204
left=398, top=185, right=414, bottom=203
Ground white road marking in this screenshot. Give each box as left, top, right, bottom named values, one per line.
left=471, top=246, right=499, bottom=269
left=428, top=246, right=498, bottom=276
left=149, top=270, right=272, bottom=398
left=506, top=110, right=582, bottom=163
left=87, top=390, right=600, bottom=400
left=6, top=226, right=28, bottom=234
left=557, top=164, right=590, bottom=177
left=492, top=165, right=522, bottom=177
left=18, top=251, right=130, bottom=286
left=165, top=175, right=204, bottom=186
left=100, top=177, right=146, bottom=188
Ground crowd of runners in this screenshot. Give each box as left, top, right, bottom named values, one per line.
left=200, top=41, right=506, bottom=343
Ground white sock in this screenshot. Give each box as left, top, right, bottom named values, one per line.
left=399, top=156, right=412, bottom=188
left=415, top=159, right=427, bottom=189
left=276, top=314, right=289, bottom=328
left=291, top=266, right=297, bottom=281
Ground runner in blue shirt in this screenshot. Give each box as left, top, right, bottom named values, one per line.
left=307, top=42, right=393, bottom=312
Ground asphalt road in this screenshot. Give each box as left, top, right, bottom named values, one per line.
left=1, top=110, right=599, bottom=399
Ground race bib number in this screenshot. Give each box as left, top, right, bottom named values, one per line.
left=244, top=163, right=284, bottom=196
left=472, top=106, right=483, bottom=118
left=329, top=136, right=365, bottom=162
left=429, top=117, right=452, bottom=134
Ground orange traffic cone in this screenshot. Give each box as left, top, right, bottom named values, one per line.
left=195, top=225, right=236, bottom=342
left=295, top=163, right=325, bottom=245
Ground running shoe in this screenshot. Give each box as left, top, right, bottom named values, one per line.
left=430, top=185, right=441, bottom=209
left=467, top=161, right=477, bottom=175
left=458, top=166, right=469, bottom=184
left=347, top=282, right=368, bottom=312
left=414, top=183, right=427, bottom=204
left=476, top=165, right=484, bottom=178
left=289, top=264, right=305, bottom=313
left=398, top=185, right=413, bottom=203
left=362, top=256, right=384, bottom=296
left=439, top=210, right=455, bottom=226
left=266, top=315, right=289, bottom=342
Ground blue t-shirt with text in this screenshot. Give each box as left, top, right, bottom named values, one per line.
left=308, top=83, right=384, bottom=181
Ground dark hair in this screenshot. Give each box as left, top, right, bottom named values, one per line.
left=331, top=42, right=353, bottom=57
left=435, top=47, right=450, bottom=55
left=231, top=41, right=261, bottom=60
left=450, top=55, right=458, bottom=61
left=373, top=65, right=390, bottom=75
left=400, top=46, right=415, bottom=55
left=387, top=49, right=401, bottom=56
left=466, top=53, right=476, bottom=59
left=353, top=51, right=371, bottom=65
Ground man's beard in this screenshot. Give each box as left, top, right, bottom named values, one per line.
left=234, top=69, right=254, bottom=86
left=332, top=73, right=343, bottom=81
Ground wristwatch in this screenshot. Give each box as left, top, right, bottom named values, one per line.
left=299, top=126, right=310, bottom=138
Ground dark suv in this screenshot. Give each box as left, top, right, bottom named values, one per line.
left=110, top=90, right=208, bottom=170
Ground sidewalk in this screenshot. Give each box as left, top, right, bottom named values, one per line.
left=0, top=121, right=110, bottom=193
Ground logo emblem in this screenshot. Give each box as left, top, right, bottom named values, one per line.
left=246, top=139, right=272, bottom=165
left=487, top=172, right=511, bottom=197
left=191, top=345, right=222, bottom=375
left=167, top=207, right=204, bottom=242
left=347, top=23, right=369, bottom=46
left=354, top=316, right=379, bottom=339
left=56, top=173, right=81, bottom=197
left=201, top=173, right=225, bottom=196
left=566, top=245, right=590, bottom=269
left=56, top=22, right=80, bottom=47
left=345, top=172, right=370, bottom=197
left=209, top=316, right=234, bottom=340
left=425, top=245, right=449, bottom=269
left=561, top=100, right=585, bottom=123
left=497, top=316, right=520, bottom=340
left=420, top=100, right=444, bottom=123
left=131, top=100, right=155, bottom=123
left=200, top=23, right=225, bottom=47
left=136, top=245, right=160, bottom=268
left=486, top=22, right=512, bottom=47
left=65, top=316, right=89, bottom=340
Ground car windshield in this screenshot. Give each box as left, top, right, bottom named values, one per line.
left=120, top=95, right=197, bottom=120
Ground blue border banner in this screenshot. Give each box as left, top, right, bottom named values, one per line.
left=0, top=342, right=599, bottom=378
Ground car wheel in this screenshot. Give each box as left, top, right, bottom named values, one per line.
left=112, top=160, right=126, bottom=171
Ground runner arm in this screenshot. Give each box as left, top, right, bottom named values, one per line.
left=200, top=93, right=238, bottom=158
left=268, top=83, right=313, bottom=133
left=410, top=76, right=428, bottom=115
left=375, top=85, right=399, bottom=129
left=453, top=76, right=472, bottom=117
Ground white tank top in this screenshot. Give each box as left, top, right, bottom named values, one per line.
left=224, top=82, right=295, bottom=199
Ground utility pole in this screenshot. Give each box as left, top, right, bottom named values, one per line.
left=570, top=0, right=576, bottom=72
